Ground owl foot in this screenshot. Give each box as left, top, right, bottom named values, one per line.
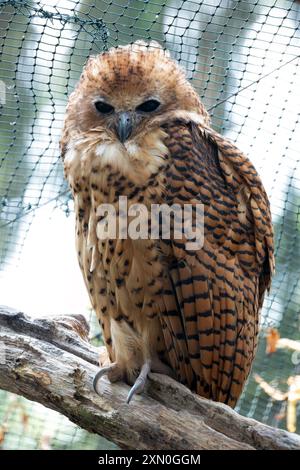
left=93, top=357, right=174, bottom=403
left=93, top=363, right=123, bottom=395
left=126, top=360, right=151, bottom=404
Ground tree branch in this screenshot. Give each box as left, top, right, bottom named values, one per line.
left=0, top=306, right=299, bottom=450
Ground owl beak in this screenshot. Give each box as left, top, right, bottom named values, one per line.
left=115, top=112, right=133, bottom=143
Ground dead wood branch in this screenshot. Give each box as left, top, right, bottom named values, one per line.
left=0, top=306, right=299, bottom=450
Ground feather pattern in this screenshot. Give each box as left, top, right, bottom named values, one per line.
left=61, top=41, right=274, bottom=406
left=157, top=121, right=274, bottom=406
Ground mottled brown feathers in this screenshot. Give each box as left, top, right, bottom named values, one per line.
left=61, top=41, right=274, bottom=407
left=158, top=121, right=274, bottom=406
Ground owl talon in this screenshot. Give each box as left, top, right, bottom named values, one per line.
left=126, top=360, right=151, bottom=404
left=93, top=363, right=122, bottom=395
left=93, top=365, right=113, bottom=394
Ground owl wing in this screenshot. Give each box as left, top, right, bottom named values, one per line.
left=159, top=120, right=274, bottom=407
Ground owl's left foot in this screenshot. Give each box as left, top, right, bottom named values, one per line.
left=126, top=358, right=175, bottom=403
left=126, top=360, right=151, bottom=404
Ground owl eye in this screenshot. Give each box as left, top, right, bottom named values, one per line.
left=136, top=99, right=160, bottom=113
left=95, top=101, right=114, bottom=114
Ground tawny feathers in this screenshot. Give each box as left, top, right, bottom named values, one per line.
left=61, top=41, right=274, bottom=406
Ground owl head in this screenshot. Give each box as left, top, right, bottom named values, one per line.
left=61, top=41, right=209, bottom=155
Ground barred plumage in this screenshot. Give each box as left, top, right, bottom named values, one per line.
left=61, top=41, right=274, bottom=406
left=157, top=121, right=274, bottom=406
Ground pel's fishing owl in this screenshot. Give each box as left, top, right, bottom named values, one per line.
left=60, top=41, right=274, bottom=406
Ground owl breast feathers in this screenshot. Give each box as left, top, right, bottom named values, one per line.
left=60, top=41, right=274, bottom=407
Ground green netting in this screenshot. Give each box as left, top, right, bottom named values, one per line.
left=0, top=0, right=300, bottom=449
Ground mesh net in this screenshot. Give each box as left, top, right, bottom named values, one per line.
left=0, top=0, right=300, bottom=449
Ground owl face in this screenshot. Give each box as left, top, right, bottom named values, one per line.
left=92, top=96, right=163, bottom=143
left=65, top=42, right=208, bottom=145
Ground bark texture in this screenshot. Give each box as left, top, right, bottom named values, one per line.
left=0, top=306, right=299, bottom=450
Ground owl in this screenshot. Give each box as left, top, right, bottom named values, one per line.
left=60, top=41, right=274, bottom=406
